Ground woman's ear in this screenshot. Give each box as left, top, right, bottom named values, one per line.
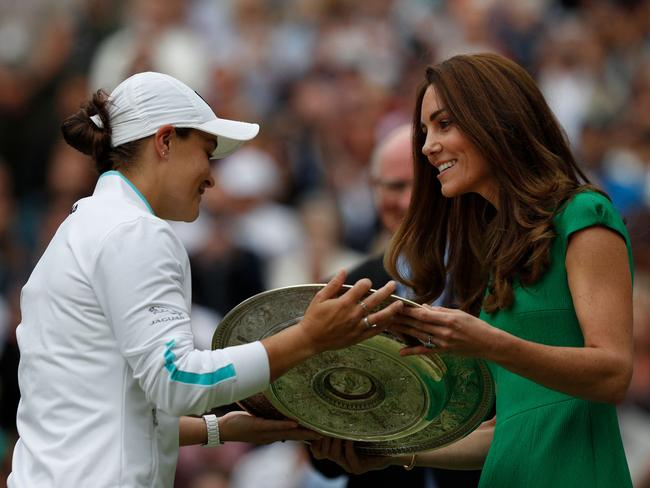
left=154, top=125, right=175, bottom=159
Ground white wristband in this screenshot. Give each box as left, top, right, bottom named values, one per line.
left=203, top=414, right=221, bottom=447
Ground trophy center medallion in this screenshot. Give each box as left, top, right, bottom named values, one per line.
left=313, top=367, right=385, bottom=410
left=326, top=368, right=375, bottom=399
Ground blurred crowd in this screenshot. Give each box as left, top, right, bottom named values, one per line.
left=1, top=0, right=649, bottom=486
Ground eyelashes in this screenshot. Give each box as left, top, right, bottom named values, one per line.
left=420, top=117, right=453, bottom=135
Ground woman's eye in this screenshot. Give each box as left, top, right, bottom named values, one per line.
left=439, top=119, right=452, bottom=129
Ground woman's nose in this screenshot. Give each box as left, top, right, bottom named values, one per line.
left=422, top=136, right=442, bottom=156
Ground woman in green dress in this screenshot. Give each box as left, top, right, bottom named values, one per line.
left=310, top=53, right=634, bottom=487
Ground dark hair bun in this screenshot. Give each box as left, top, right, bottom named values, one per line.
left=61, top=90, right=113, bottom=173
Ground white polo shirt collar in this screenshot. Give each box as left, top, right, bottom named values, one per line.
left=95, top=170, right=155, bottom=215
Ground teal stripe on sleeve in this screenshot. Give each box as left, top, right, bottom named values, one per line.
left=164, top=339, right=236, bottom=386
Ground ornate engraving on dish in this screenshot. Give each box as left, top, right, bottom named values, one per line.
left=265, top=334, right=448, bottom=441
left=356, top=353, right=494, bottom=455
left=212, top=286, right=315, bottom=347
left=212, top=284, right=495, bottom=453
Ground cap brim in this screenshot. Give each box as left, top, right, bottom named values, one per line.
left=193, top=118, right=260, bottom=159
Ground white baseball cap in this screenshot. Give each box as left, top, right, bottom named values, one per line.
left=91, top=71, right=259, bottom=159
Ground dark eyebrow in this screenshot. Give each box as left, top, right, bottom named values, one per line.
left=428, top=108, right=447, bottom=121
left=421, top=108, right=447, bottom=126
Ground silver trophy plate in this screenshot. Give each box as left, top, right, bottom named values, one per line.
left=212, top=284, right=494, bottom=454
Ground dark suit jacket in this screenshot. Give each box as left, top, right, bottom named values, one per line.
left=346, top=254, right=392, bottom=287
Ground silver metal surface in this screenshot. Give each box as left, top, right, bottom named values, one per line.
left=211, top=284, right=494, bottom=454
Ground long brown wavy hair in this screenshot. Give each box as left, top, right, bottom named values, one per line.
left=386, top=53, right=599, bottom=314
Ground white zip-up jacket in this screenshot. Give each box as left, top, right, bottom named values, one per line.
left=9, top=171, right=270, bottom=487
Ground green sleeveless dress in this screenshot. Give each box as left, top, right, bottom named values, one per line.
left=478, top=191, right=633, bottom=487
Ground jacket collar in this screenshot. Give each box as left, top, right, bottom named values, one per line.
left=94, top=170, right=155, bottom=215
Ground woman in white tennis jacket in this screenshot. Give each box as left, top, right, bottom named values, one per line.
left=8, top=72, right=402, bottom=487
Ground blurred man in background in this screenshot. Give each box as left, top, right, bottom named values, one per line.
left=310, top=123, right=482, bottom=488
left=345, top=123, right=413, bottom=289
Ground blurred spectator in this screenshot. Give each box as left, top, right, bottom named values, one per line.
left=89, top=0, right=210, bottom=94
left=229, top=441, right=346, bottom=488
left=0, top=163, right=26, bottom=466
left=343, top=122, right=416, bottom=293
left=188, top=214, right=266, bottom=318
left=267, top=192, right=364, bottom=288
left=186, top=467, right=230, bottom=488
left=0, top=162, right=28, bottom=295
left=628, top=209, right=650, bottom=275
left=16, top=139, right=97, bottom=267
left=369, top=124, right=414, bottom=243
left=175, top=438, right=253, bottom=488
left=537, top=18, right=599, bottom=147
left=0, top=0, right=115, bottom=198
left=599, top=147, right=647, bottom=215
left=619, top=272, right=650, bottom=486
left=211, top=147, right=304, bottom=263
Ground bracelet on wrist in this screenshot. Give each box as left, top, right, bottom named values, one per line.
left=202, top=414, right=221, bottom=447
left=404, top=453, right=417, bottom=471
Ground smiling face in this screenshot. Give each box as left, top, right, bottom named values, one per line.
left=157, top=129, right=216, bottom=221
left=419, top=85, right=498, bottom=206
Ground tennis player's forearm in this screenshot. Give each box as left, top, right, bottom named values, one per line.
left=179, top=416, right=207, bottom=446
left=261, top=325, right=317, bottom=382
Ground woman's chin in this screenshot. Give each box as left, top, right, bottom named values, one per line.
left=440, top=184, right=458, bottom=198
